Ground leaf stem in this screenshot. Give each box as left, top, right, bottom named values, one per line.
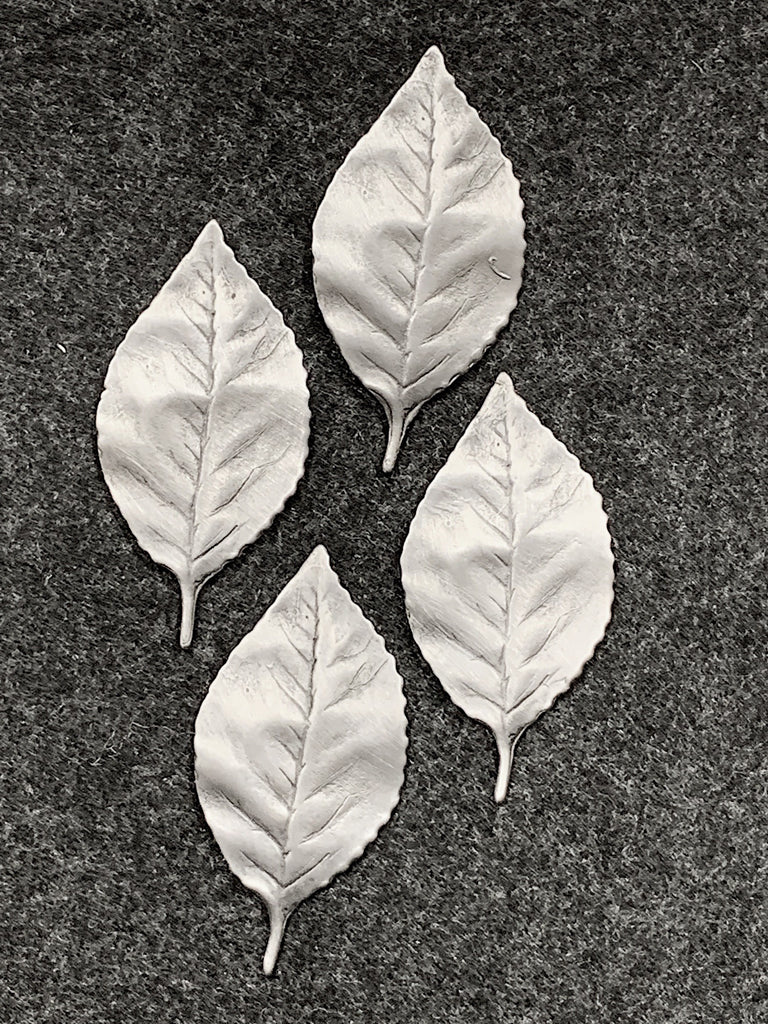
left=262, top=902, right=287, bottom=976
left=382, top=407, right=406, bottom=473
left=179, top=579, right=198, bottom=649
left=494, top=731, right=513, bottom=803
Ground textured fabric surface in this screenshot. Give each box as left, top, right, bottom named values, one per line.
left=1, top=2, right=766, bottom=1022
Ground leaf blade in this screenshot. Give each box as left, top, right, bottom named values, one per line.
left=401, top=373, right=614, bottom=801
left=194, top=546, right=407, bottom=974
left=96, top=221, right=310, bottom=646
left=313, top=46, right=525, bottom=470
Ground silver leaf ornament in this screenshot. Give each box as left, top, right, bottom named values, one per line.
left=312, top=46, right=525, bottom=471
left=195, top=546, right=408, bottom=974
left=96, top=221, right=310, bottom=646
left=401, top=374, right=613, bottom=801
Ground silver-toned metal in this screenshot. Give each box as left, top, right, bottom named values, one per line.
left=96, top=221, right=310, bottom=647
left=312, top=46, right=525, bottom=471
left=194, top=546, right=408, bottom=975
left=401, top=374, right=614, bottom=802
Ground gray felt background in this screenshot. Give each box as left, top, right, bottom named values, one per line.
left=2, top=2, right=766, bottom=1022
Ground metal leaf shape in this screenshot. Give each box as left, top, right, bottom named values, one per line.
left=194, top=546, right=407, bottom=975
left=96, top=221, right=310, bottom=647
left=312, top=45, right=525, bottom=471
left=401, top=373, right=613, bottom=802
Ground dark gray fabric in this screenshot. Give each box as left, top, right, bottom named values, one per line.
left=2, top=1, right=766, bottom=1021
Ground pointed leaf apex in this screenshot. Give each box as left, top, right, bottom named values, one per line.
left=418, top=45, right=447, bottom=75
left=423, top=44, right=445, bottom=60
left=305, top=544, right=332, bottom=570
left=199, top=219, right=224, bottom=244
left=496, top=371, right=514, bottom=389
left=294, top=545, right=334, bottom=590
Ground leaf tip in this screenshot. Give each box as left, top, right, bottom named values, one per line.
left=495, top=371, right=514, bottom=390
left=199, top=218, right=225, bottom=245
left=415, top=45, right=448, bottom=82
left=305, top=544, right=332, bottom=571
left=421, top=44, right=445, bottom=63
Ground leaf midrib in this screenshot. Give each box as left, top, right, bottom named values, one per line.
left=281, top=584, right=321, bottom=888
left=186, top=250, right=218, bottom=577
left=400, top=89, right=437, bottom=389
left=499, top=394, right=519, bottom=719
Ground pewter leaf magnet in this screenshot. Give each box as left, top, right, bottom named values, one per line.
left=194, top=546, right=408, bottom=975
left=312, top=46, right=525, bottom=471
left=96, top=221, right=310, bottom=647
left=401, top=374, right=613, bottom=802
